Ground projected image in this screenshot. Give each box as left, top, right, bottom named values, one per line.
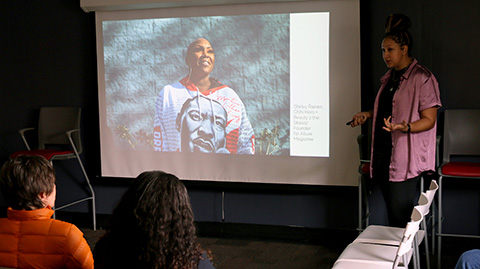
left=104, top=14, right=288, bottom=155
left=153, top=38, right=255, bottom=154
left=102, top=12, right=328, bottom=157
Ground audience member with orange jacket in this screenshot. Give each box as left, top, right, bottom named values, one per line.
left=0, top=155, right=94, bottom=269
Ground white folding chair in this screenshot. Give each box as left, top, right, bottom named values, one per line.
left=353, top=180, right=438, bottom=269
left=354, top=194, right=427, bottom=269
left=332, top=206, right=423, bottom=269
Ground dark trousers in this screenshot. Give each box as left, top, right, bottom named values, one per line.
left=379, top=175, right=421, bottom=228
left=373, top=151, right=421, bottom=228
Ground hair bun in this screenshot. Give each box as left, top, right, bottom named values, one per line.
left=385, top=14, right=412, bottom=34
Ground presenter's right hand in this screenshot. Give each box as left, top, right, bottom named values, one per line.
left=350, top=111, right=371, bottom=127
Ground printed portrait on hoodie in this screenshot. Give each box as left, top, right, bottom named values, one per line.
left=176, top=95, right=229, bottom=154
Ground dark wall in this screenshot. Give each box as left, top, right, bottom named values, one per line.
left=360, top=0, right=480, bottom=111
left=1, top=0, right=479, bottom=233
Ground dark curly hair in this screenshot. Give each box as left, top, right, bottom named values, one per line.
left=94, top=171, right=209, bottom=269
left=0, top=155, right=55, bottom=210
left=384, top=13, right=413, bottom=55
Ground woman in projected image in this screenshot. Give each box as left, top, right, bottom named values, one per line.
left=349, top=14, right=441, bottom=227
left=153, top=38, right=255, bottom=154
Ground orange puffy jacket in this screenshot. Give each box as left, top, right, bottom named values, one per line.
left=0, top=207, right=94, bottom=269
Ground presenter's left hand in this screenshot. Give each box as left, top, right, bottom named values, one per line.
left=383, top=116, right=408, bottom=132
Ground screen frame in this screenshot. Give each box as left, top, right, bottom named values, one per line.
left=95, top=0, right=361, bottom=186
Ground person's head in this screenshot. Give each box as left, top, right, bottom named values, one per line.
left=0, top=155, right=56, bottom=210
left=107, top=171, right=199, bottom=268
left=382, top=14, right=413, bottom=70
left=185, top=38, right=215, bottom=77
left=176, top=95, right=228, bottom=153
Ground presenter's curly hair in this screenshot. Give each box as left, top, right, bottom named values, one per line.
left=384, top=13, right=413, bottom=55
left=96, top=171, right=207, bottom=269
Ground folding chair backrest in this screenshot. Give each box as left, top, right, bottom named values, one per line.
left=416, top=193, right=430, bottom=216
left=425, top=180, right=438, bottom=209
left=38, top=107, right=82, bottom=152
left=442, top=109, right=480, bottom=164
left=397, top=207, right=423, bottom=257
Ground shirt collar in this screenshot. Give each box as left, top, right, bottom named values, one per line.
left=381, top=58, right=418, bottom=83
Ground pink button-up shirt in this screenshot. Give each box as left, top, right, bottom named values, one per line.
left=371, top=58, right=442, bottom=182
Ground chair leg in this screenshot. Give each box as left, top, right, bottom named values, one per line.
left=357, top=173, right=370, bottom=232
left=358, top=174, right=363, bottom=232
left=68, top=132, right=96, bottom=231
left=437, top=175, right=443, bottom=269
left=363, top=175, right=370, bottom=227
left=431, top=199, right=436, bottom=253
left=76, top=157, right=96, bottom=231
left=419, top=175, right=431, bottom=269
left=413, top=235, right=419, bottom=269
left=92, top=191, right=96, bottom=231
left=50, top=160, right=57, bottom=221
left=423, top=218, right=431, bottom=269
left=420, top=176, right=424, bottom=192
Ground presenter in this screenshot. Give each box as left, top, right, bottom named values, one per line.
left=349, top=14, right=441, bottom=227
left=154, top=38, right=255, bottom=154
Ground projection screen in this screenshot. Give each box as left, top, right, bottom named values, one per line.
left=96, top=0, right=361, bottom=186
